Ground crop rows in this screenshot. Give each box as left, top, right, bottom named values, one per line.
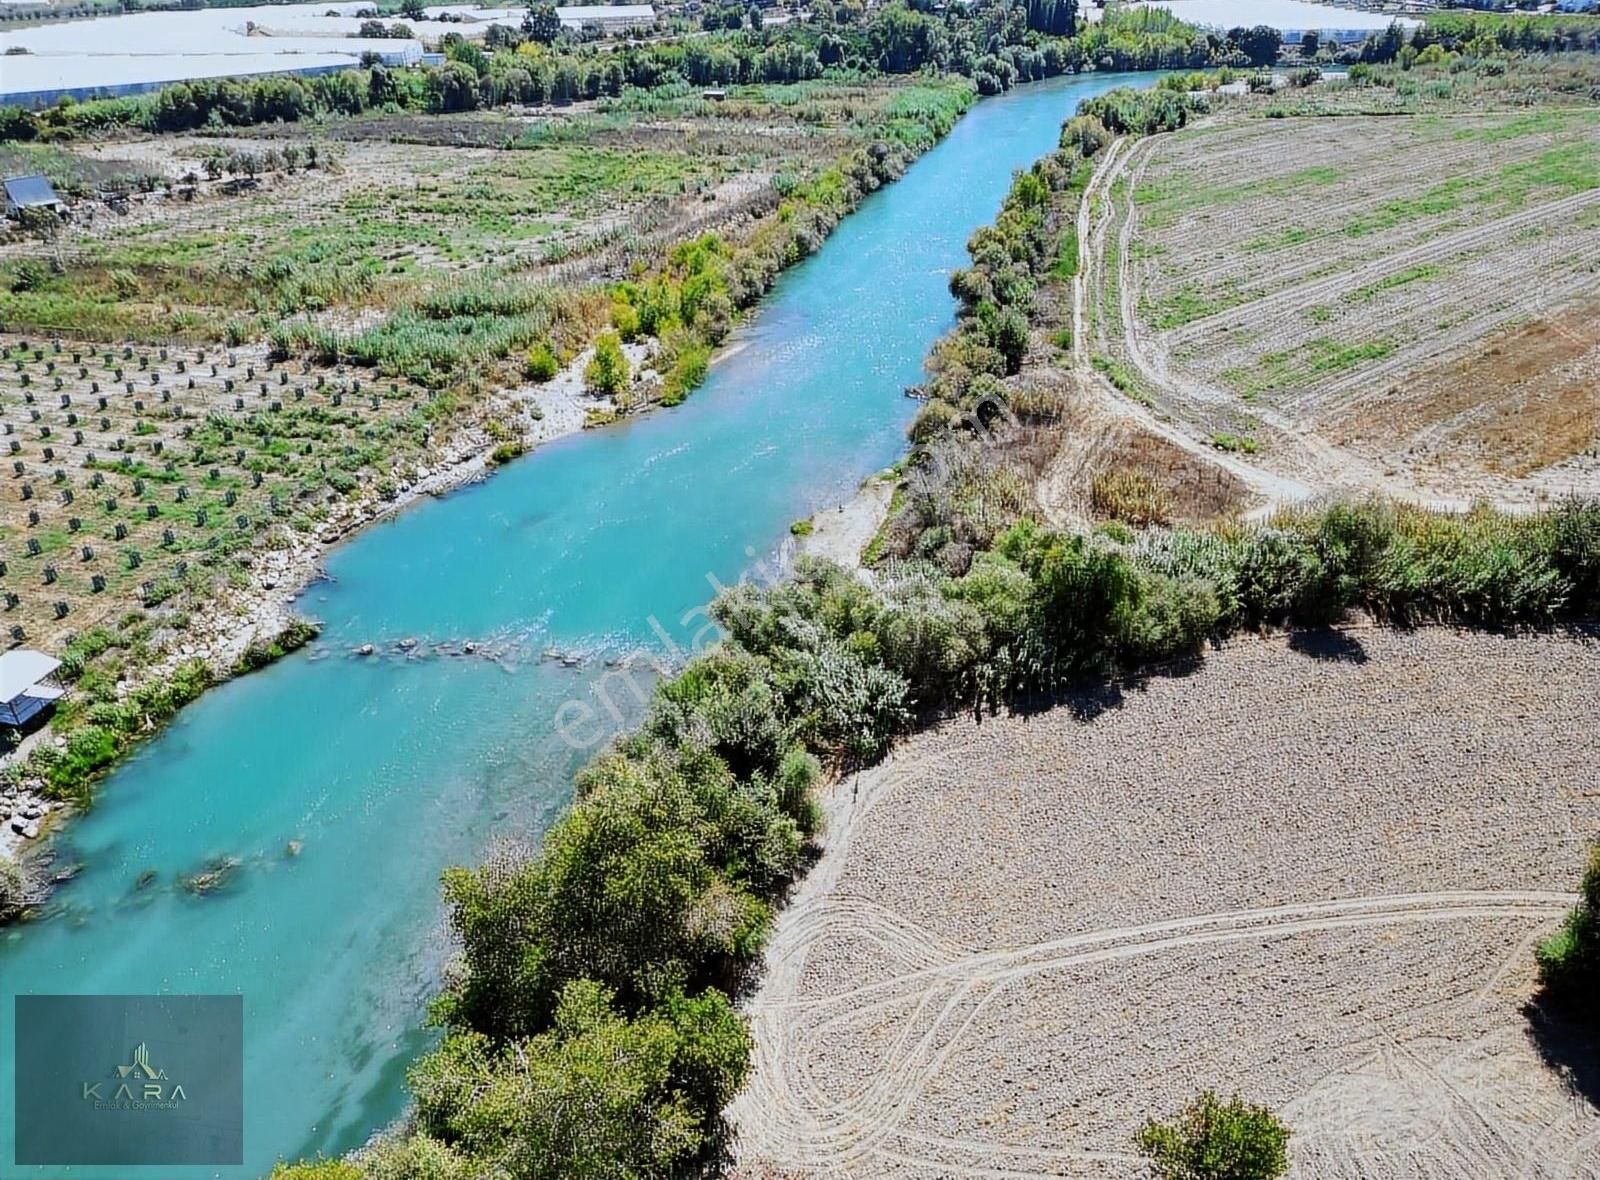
left=1096, top=103, right=1600, bottom=501
left=0, top=335, right=440, bottom=648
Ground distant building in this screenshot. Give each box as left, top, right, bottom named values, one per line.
left=0, top=649, right=63, bottom=730
left=1131, top=0, right=1418, bottom=46
left=3, top=174, right=63, bottom=219
left=555, top=4, right=655, bottom=29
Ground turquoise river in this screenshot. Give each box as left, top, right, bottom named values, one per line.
left=0, top=72, right=1146, bottom=1177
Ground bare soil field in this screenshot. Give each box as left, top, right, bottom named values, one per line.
left=1085, top=101, right=1600, bottom=510
left=731, top=627, right=1600, bottom=1179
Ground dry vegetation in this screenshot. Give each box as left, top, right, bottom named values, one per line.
left=732, top=627, right=1600, bottom=1179
left=1087, top=72, right=1600, bottom=510
left=3, top=82, right=943, bottom=341
left=0, top=78, right=965, bottom=714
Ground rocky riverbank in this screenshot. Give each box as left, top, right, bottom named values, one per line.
left=0, top=335, right=667, bottom=910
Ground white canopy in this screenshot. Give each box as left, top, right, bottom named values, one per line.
left=0, top=650, right=61, bottom=705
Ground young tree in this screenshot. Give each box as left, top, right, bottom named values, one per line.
left=398, top=0, right=425, bottom=21
left=1136, top=1091, right=1291, bottom=1180
left=522, top=1, right=562, bottom=44
left=584, top=333, right=629, bottom=397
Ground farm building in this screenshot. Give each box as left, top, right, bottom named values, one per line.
left=555, top=4, right=655, bottom=28
left=2, top=174, right=63, bottom=219
left=0, top=6, right=424, bottom=107
left=0, top=650, right=63, bottom=730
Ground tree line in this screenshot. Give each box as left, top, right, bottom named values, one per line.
left=0, top=0, right=1232, bottom=140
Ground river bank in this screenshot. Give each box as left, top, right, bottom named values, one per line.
left=0, top=75, right=966, bottom=902
left=0, top=73, right=1161, bottom=1178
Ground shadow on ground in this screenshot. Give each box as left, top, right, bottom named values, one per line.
left=1525, top=998, right=1600, bottom=1110
left=1287, top=628, right=1369, bottom=664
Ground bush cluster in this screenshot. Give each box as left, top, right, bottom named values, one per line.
left=271, top=575, right=901, bottom=1175
left=26, top=652, right=213, bottom=805
left=1537, top=841, right=1600, bottom=1023
left=1137, top=1090, right=1291, bottom=1179
left=797, top=498, right=1600, bottom=716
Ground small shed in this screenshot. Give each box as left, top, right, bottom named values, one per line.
left=0, top=649, right=63, bottom=729
left=702, top=89, right=727, bottom=101
left=3, top=174, right=64, bottom=219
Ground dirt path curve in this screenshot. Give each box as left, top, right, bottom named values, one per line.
left=730, top=732, right=1577, bottom=1176
left=1066, top=138, right=1311, bottom=513
left=1079, top=127, right=1596, bottom=515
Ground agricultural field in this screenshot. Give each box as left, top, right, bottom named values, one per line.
left=2, top=81, right=949, bottom=342
left=0, top=76, right=971, bottom=754
left=0, top=334, right=446, bottom=654
left=1085, top=84, right=1600, bottom=508
left=732, top=627, right=1600, bottom=1178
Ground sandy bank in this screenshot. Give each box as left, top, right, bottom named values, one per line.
left=798, top=476, right=896, bottom=570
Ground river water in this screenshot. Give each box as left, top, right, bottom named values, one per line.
left=0, top=72, right=1146, bottom=1178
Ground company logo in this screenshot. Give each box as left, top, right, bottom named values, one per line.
left=80, top=1041, right=189, bottom=1109
left=16, top=994, right=243, bottom=1165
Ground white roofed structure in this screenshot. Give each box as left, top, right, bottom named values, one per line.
left=0, top=650, right=63, bottom=729
left=1130, top=0, right=1417, bottom=43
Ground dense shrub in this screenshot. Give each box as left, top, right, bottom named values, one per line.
left=1078, top=86, right=1203, bottom=135
left=524, top=341, right=561, bottom=382
left=1136, top=1091, right=1291, bottom=1180
left=1536, top=841, right=1600, bottom=1023
left=30, top=658, right=214, bottom=804
left=584, top=332, right=630, bottom=396
left=0, top=858, right=27, bottom=920
left=410, top=982, right=748, bottom=1179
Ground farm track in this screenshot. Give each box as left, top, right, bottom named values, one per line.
left=1095, top=137, right=1372, bottom=505
left=741, top=891, right=1573, bottom=1172
left=731, top=629, right=1600, bottom=1179
left=1076, top=105, right=1600, bottom=508
left=1067, top=137, right=1308, bottom=509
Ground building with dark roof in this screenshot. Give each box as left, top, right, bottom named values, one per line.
left=3, top=174, right=63, bottom=218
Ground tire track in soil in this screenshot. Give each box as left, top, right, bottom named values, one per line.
left=736, top=807, right=1573, bottom=1176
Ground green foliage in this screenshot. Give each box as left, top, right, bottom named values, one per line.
left=411, top=980, right=746, bottom=1179
left=232, top=620, right=321, bottom=676
left=524, top=341, right=561, bottom=382
left=437, top=739, right=794, bottom=1039
left=1079, top=87, right=1203, bottom=136
left=1136, top=1091, right=1291, bottom=1180
left=659, top=338, right=711, bottom=407
left=0, top=857, right=27, bottom=921
left=270, top=1161, right=365, bottom=1180
left=584, top=332, right=629, bottom=397
left=30, top=658, right=214, bottom=805
left=1536, top=841, right=1600, bottom=1022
